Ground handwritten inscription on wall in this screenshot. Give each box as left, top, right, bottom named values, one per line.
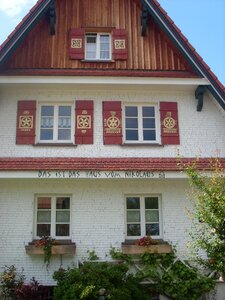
left=38, top=170, right=166, bottom=179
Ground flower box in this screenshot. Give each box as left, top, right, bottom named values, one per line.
left=25, top=242, right=76, bottom=255
left=121, top=243, right=172, bottom=255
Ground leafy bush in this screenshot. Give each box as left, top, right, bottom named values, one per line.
left=14, top=277, right=48, bottom=300
left=53, top=262, right=152, bottom=300
left=137, top=252, right=214, bottom=300
left=0, top=265, right=25, bottom=298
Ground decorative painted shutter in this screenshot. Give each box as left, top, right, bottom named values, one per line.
left=112, top=29, right=128, bottom=60
left=69, top=28, right=85, bottom=60
left=160, top=102, right=180, bottom=145
left=16, top=100, right=36, bottom=145
left=103, top=101, right=122, bottom=145
left=75, top=101, right=94, bottom=144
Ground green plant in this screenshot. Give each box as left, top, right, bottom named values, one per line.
left=138, top=252, right=214, bottom=300
left=87, top=249, right=99, bottom=261
left=184, top=158, right=225, bottom=278
left=53, top=261, right=152, bottom=300
left=111, top=247, right=214, bottom=300
left=0, top=265, right=25, bottom=299
left=35, top=236, right=55, bottom=267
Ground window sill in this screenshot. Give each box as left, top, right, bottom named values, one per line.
left=25, top=240, right=76, bottom=255
left=122, top=143, right=163, bottom=147
left=81, top=59, right=115, bottom=63
left=121, top=240, right=172, bottom=254
left=34, top=143, right=76, bottom=147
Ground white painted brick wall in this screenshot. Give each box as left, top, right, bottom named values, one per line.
left=0, top=85, right=224, bottom=158
left=0, top=178, right=192, bottom=285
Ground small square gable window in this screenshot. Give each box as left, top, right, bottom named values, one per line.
left=85, top=33, right=111, bottom=60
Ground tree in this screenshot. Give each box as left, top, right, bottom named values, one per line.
left=185, top=158, right=225, bottom=278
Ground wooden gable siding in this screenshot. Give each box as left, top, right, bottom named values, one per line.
left=4, top=0, right=196, bottom=74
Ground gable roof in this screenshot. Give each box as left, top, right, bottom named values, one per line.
left=0, top=0, right=224, bottom=111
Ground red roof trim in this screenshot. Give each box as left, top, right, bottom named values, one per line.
left=148, top=0, right=225, bottom=97
left=0, top=158, right=224, bottom=171
left=0, top=69, right=199, bottom=78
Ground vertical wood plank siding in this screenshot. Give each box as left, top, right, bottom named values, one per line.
left=5, top=0, right=194, bottom=73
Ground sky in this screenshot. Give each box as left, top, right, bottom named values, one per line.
left=0, top=0, right=224, bottom=86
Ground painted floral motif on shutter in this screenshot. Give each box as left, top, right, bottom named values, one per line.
left=16, top=100, right=36, bottom=145
left=69, top=28, right=85, bottom=59
left=160, top=102, right=180, bottom=145
left=112, top=29, right=128, bottom=60
left=103, top=101, right=122, bottom=144
left=75, top=101, right=93, bottom=144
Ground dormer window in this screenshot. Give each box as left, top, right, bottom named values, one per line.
left=85, top=33, right=111, bottom=60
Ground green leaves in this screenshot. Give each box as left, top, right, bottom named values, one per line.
left=185, top=159, right=225, bottom=276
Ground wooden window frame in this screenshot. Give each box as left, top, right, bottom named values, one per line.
left=37, top=103, right=74, bottom=144
left=34, top=195, right=71, bottom=240
left=123, top=104, right=160, bottom=144
left=125, top=194, right=162, bottom=240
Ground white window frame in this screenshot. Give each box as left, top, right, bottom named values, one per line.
left=37, top=103, right=74, bottom=143
left=125, top=194, right=162, bottom=240
left=85, top=32, right=112, bottom=61
left=123, top=103, right=160, bottom=144
left=34, top=195, right=71, bottom=240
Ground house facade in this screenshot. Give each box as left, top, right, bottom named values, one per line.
left=0, top=0, right=225, bottom=286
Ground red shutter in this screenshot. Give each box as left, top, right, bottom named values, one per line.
left=75, top=101, right=93, bottom=144
left=112, top=29, right=128, bottom=60
left=103, top=101, right=122, bottom=145
left=16, top=100, right=36, bottom=145
left=160, top=102, right=180, bottom=145
left=68, top=28, right=85, bottom=60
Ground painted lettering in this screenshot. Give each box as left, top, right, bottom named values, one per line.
left=38, top=170, right=51, bottom=178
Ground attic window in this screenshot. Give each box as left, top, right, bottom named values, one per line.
left=85, top=33, right=111, bottom=60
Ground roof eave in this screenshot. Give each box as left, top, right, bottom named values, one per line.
left=0, top=0, right=52, bottom=66
left=144, top=0, right=225, bottom=110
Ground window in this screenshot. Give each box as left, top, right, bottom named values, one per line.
left=85, top=33, right=111, bottom=60
left=35, top=196, right=71, bottom=239
left=124, top=105, right=159, bottom=143
left=126, top=195, right=161, bottom=238
left=39, top=104, right=73, bottom=143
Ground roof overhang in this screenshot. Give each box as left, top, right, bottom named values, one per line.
left=144, top=0, right=225, bottom=110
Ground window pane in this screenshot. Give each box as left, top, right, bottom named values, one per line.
left=143, top=130, right=156, bottom=141
left=100, top=51, right=110, bottom=59
left=58, top=117, right=71, bottom=128
left=41, top=106, right=54, bottom=116
left=146, top=224, right=159, bottom=236
left=56, top=224, right=69, bottom=236
left=126, top=130, right=138, bottom=140
left=127, top=197, right=140, bottom=209
left=125, top=118, right=138, bottom=128
left=145, top=197, right=158, bottom=209
left=40, top=129, right=53, bottom=140
left=56, top=211, right=70, bottom=223
left=125, top=106, right=138, bottom=117
left=142, top=106, right=155, bottom=117
left=37, top=198, right=51, bottom=209
left=127, top=224, right=141, bottom=236
left=127, top=211, right=140, bottom=222
left=145, top=211, right=159, bottom=222
left=58, top=129, right=71, bottom=140
left=37, top=224, right=50, bottom=237
left=56, top=197, right=70, bottom=209
left=41, top=117, right=53, bottom=128
left=37, top=211, right=51, bottom=223
left=100, top=35, right=109, bottom=43
left=86, top=35, right=97, bottom=43
left=143, top=118, right=155, bottom=129
left=59, top=106, right=71, bottom=116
